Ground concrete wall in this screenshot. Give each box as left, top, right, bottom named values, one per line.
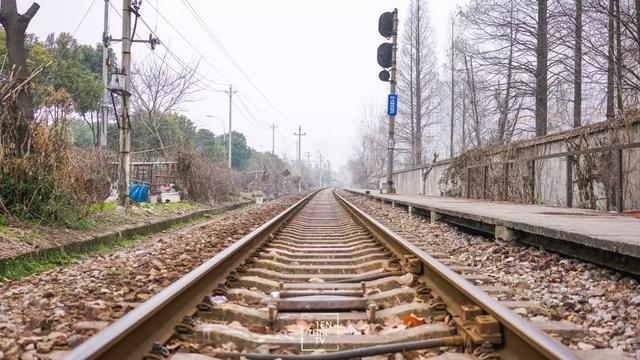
left=381, top=116, right=640, bottom=210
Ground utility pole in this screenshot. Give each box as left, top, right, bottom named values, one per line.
left=294, top=126, right=306, bottom=192
left=317, top=152, right=324, bottom=187
left=117, top=0, right=132, bottom=207
left=225, top=85, right=237, bottom=169
left=271, top=123, right=277, bottom=156
left=305, top=152, right=311, bottom=167
left=386, top=9, right=399, bottom=194
left=100, top=0, right=110, bottom=148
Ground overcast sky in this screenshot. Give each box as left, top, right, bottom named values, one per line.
left=27, top=0, right=468, bottom=170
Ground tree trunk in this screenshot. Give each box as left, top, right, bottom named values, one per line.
left=614, top=0, right=624, bottom=114
left=414, top=0, right=422, bottom=165
left=606, top=0, right=616, bottom=118
left=636, top=0, right=640, bottom=65
left=450, top=18, right=455, bottom=159
left=462, top=84, right=467, bottom=151
left=409, top=16, right=415, bottom=166
left=535, top=0, right=548, bottom=137
left=498, top=0, right=516, bottom=142
left=464, top=55, right=481, bottom=148
left=469, top=58, right=481, bottom=147
left=0, top=0, right=40, bottom=153
left=574, top=0, right=582, bottom=128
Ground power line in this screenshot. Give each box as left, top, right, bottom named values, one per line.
left=232, top=101, right=269, bottom=130
left=143, top=0, right=229, bottom=85
left=108, top=1, right=226, bottom=94
left=44, top=0, right=98, bottom=82
left=135, top=12, right=227, bottom=92
left=237, top=93, right=271, bottom=129
left=179, top=0, right=294, bottom=124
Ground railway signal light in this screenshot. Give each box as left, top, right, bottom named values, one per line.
left=377, top=43, right=393, bottom=69
left=379, top=12, right=394, bottom=38
left=377, top=10, right=397, bottom=78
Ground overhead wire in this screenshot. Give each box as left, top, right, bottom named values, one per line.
left=143, top=0, right=229, bottom=85
left=135, top=13, right=227, bottom=92
left=179, top=0, right=295, bottom=125
left=107, top=1, right=226, bottom=94
left=232, top=101, right=269, bottom=131
left=236, top=93, right=271, bottom=129
left=43, top=0, right=98, bottom=82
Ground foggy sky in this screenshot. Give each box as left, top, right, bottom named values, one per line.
left=27, top=0, right=468, bottom=170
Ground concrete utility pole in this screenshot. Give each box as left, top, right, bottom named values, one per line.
left=271, top=123, right=277, bottom=156
left=317, top=152, right=324, bottom=187
left=225, top=85, right=237, bottom=169
left=294, top=126, right=306, bottom=192
left=305, top=152, right=311, bottom=167
left=386, top=8, right=399, bottom=194
left=100, top=0, right=110, bottom=148
left=117, top=0, right=132, bottom=207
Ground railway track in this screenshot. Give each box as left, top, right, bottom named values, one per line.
left=65, top=189, right=579, bottom=360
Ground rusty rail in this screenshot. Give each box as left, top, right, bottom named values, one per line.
left=65, top=188, right=579, bottom=360
left=334, top=190, right=579, bottom=360
left=64, top=190, right=320, bottom=360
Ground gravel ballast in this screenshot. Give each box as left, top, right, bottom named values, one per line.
left=0, top=195, right=303, bottom=360
left=339, top=190, right=640, bottom=357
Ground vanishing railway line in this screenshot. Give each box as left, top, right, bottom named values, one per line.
left=65, top=189, right=579, bottom=360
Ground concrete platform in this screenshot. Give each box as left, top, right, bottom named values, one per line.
left=345, top=189, right=640, bottom=276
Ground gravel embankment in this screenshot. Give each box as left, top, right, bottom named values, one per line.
left=0, top=195, right=302, bottom=360
left=339, top=190, right=640, bottom=357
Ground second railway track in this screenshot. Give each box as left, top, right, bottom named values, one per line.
left=65, top=189, right=579, bottom=360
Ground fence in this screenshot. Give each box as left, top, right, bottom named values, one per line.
left=110, top=162, right=177, bottom=194
left=381, top=115, right=640, bottom=211
left=464, top=142, right=640, bottom=213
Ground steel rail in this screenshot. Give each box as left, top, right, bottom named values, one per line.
left=64, top=190, right=321, bottom=360
left=213, top=336, right=464, bottom=359
left=333, top=189, right=579, bottom=360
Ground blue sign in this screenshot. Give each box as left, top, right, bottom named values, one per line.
left=387, top=94, right=398, bottom=116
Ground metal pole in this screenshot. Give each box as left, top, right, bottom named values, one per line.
left=482, top=166, right=487, bottom=200
left=566, top=155, right=573, bottom=208
left=466, top=167, right=471, bottom=198
left=530, top=160, right=536, bottom=204
left=503, top=163, right=510, bottom=201
left=117, top=0, right=131, bottom=207
left=100, top=0, right=110, bottom=148
left=617, top=148, right=623, bottom=213
left=386, top=8, right=399, bottom=194
left=225, top=85, right=236, bottom=169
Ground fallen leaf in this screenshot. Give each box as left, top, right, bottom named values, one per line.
left=308, top=277, right=325, bottom=283
left=284, top=319, right=310, bottom=335
left=402, top=314, right=426, bottom=328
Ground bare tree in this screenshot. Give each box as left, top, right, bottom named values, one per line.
left=574, top=0, right=583, bottom=127
left=536, top=0, right=549, bottom=136
left=347, top=101, right=388, bottom=187
left=0, top=0, right=39, bottom=153
left=606, top=0, right=616, bottom=117
left=131, top=51, right=199, bottom=154
left=397, top=0, right=440, bottom=166
left=449, top=16, right=455, bottom=158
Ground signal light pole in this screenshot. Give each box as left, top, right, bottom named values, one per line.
left=377, top=9, right=399, bottom=194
